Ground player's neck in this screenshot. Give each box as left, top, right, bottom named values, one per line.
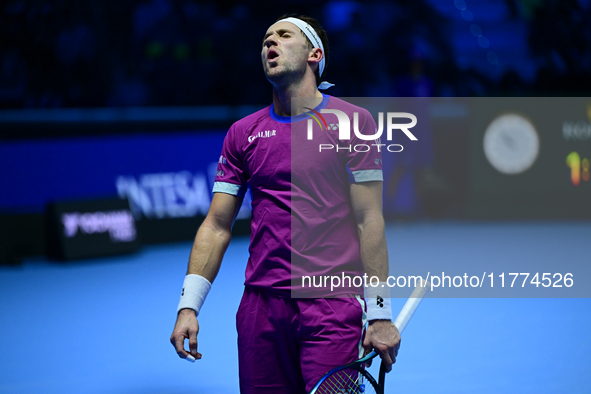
left=272, top=82, right=322, bottom=117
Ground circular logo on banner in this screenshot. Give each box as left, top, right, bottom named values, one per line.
left=483, top=113, right=540, bottom=175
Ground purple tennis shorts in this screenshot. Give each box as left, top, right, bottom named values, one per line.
left=236, top=286, right=366, bottom=393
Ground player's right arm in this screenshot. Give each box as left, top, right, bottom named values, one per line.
left=170, top=191, right=243, bottom=361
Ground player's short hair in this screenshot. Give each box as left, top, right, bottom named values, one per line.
left=275, top=14, right=329, bottom=87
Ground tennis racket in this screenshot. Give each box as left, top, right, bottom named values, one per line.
left=309, top=279, right=430, bottom=394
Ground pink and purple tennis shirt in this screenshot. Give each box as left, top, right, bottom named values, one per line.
left=213, top=94, right=383, bottom=297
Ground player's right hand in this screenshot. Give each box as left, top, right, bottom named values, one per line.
left=170, top=308, right=201, bottom=361
left=363, top=319, right=401, bottom=372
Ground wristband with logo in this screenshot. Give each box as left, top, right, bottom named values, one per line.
left=365, top=282, right=393, bottom=321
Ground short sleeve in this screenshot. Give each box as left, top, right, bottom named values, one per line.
left=212, top=124, right=248, bottom=196
left=346, top=109, right=383, bottom=183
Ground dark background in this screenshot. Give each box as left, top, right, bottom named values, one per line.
left=1, top=0, right=590, bottom=109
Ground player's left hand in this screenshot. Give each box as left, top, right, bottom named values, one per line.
left=363, top=319, right=400, bottom=372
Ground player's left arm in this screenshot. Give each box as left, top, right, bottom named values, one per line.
left=350, top=181, right=400, bottom=372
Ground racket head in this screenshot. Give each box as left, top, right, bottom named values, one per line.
left=309, top=362, right=382, bottom=394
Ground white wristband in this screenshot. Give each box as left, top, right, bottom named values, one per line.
left=365, top=282, right=393, bottom=321
left=177, top=274, right=212, bottom=316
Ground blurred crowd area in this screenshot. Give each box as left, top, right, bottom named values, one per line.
left=1, top=0, right=590, bottom=109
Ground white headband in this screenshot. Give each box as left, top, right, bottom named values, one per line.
left=275, top=17, right=334, bottom=90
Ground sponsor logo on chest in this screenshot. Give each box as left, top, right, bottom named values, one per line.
left=248, top=129, right=277, bottom=143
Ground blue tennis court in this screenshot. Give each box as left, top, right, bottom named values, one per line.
left=1, top=221, right=590, bottom=393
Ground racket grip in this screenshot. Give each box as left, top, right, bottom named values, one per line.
left=393, top=279, right=430, bottom=334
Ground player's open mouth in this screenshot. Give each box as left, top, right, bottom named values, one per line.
left=268, top=50, right=279, bottom=60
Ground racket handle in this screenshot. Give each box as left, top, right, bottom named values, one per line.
left=378, top=360, right=387, bottom=393
left=393, top=279, right=430, bottom=334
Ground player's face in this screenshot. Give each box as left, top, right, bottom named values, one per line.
left=261, top=21, right=311, bottom=83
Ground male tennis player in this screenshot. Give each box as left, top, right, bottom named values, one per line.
left=170, top=14, right=400, bottom=393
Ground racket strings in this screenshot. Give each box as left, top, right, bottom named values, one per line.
left=315, top=367, right=377, bottom=394
left=322, top=369, right=360, bottom=392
